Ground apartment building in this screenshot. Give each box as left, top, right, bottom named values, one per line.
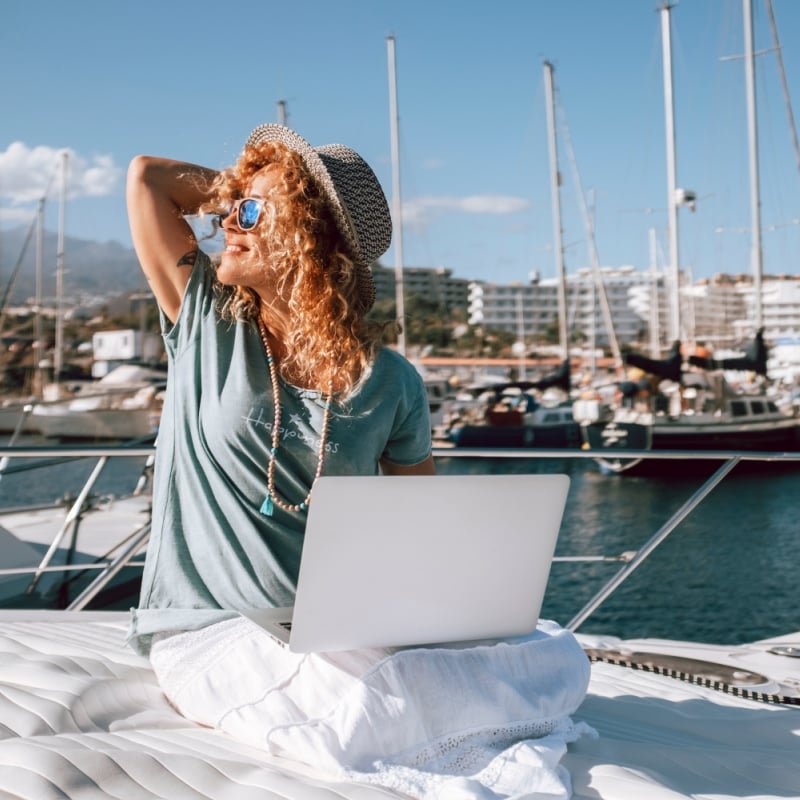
left=371, top=264, right=470, bottom=311
left=373, top=262, right=800, bottom=350
left=685, top=274, right=800, bottom=344
left=469, top=267, right=670, bottom=347
left=681, top=275, right=747, bottom=346
left=748, top=277, right=800, bottom=340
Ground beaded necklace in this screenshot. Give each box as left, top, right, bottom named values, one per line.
left=257, top=318, right=334, bottom=517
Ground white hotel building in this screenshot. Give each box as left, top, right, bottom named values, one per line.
left=468, top=267, right=671, bottom=348
left=686, top=275, right=800, bottom=345
left=468, top=268, right=800, bottom=350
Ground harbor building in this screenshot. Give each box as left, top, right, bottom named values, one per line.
left=467, top=280, right=557, bottom=341
left=678, top=275, right=747, bottom=347
left=371, top=263, right=800, bottom=352
left=371, top=264, right=470, bottom=311
left=91, top=329, right=163, bottom=377
left=744, top=276, right=800, bottom=340
left=685, top=274, right=800, bottom=345
left=469, top=267, right=670, bottom=348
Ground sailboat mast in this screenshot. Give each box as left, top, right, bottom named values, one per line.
left=54, top=150, right=67, bottom=385
left=765, top=0, right=800, bottom=175
left=543, top=61, right=569, bottom=361
left=660, top=3, right=681, bottom=345
left=276, top=100, right=288, bottom=126
left=34, top=197, right=45, bottom=396
left=743, top=0, right=763, bottom=331
left=648, top=227, right=661, bottom=357
left=386, top=34, right=407, bottom=357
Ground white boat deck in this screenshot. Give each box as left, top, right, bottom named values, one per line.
left=1, top=611, right=797, bottom=799
left=0, top=495, right=150, bottom=602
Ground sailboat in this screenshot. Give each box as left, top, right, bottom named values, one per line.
left=578, top=2, right=800, bottom=472
left=0, top=163, right=58, bottom=437
left=435, top=62, right=583, bottom=450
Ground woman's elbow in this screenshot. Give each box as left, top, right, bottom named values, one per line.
left=380, top=455, right=436, bottom=476
left=126, top=155, right=156, bottom=192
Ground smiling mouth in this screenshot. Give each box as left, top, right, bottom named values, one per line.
left=225, top=244, right=249, bottom=254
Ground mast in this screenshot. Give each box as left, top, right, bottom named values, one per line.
left=53, top=150, right=68, bottom=386
left=743, top=0, right=763, bottom=330
left=276, top=99, right=288, bottom=126
left=764, top=0, right=800, bottom=175
left=34, top=197, right=45, bottom=396
left=386, top=34, right=406, bottom=357
left=543, top=61, right=569, bottom=361
left=660, top=3, right=681, bottom=344
left=648, top=227, right=661, bottom=357
left=515, top=291, right=527, bottom=381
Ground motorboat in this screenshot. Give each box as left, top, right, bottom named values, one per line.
left=29, top=364, right=165, bottom=441
left=435, top=361, right=582, bottom=449
left=442, top=392, right=581, bottom=448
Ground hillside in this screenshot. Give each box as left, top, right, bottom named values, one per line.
left=0, top=226, right=146, bottom=303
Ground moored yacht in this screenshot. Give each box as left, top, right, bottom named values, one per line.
left=29, top=363, right=165, bottom=441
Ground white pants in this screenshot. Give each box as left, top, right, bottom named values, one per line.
left=150, top=616, right=593, bottom=799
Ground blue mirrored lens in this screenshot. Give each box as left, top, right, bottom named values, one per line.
left=238, top=199, right=262, bottom=229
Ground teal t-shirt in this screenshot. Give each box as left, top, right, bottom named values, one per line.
left=129, top=252, right=431, bottom=653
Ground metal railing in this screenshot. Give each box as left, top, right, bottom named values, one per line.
left=1, top=443, right=799, bottom=624
left=0, top=444, right=154, bottom=610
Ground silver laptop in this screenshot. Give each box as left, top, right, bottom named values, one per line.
left=242, top=473, right=570, bottom=653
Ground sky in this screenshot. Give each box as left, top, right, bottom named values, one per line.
left=2, top=0, right=800, bottom=289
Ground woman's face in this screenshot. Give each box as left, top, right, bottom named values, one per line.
left=217, top=165, right=281, bottom=297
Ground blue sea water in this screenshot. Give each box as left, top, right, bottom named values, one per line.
left=435, top=455, right=800, bottom=645
left=1, top=439, right=798, bottom=644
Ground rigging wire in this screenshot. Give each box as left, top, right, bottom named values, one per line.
left=764, top=0, right=800, bottom=176
left=0, top=160, right=61, bottom=338
left=554, top=88, right=623, bottom=370
left=0, top=217, right=38, bottom=327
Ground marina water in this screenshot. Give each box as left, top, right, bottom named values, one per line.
left=2, top=441, right=798, bottom=645
left=435, top=455, right=800, bottom=645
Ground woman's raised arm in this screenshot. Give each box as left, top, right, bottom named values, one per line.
left=126, top=156, right=218, bottom=323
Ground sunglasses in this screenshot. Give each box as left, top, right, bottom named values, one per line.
left=220, top=197, right=265, bottom=231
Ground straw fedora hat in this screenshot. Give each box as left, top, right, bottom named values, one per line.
left=245, top=124, right=392, bottom=311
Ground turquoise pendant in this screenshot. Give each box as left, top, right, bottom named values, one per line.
left=260, top=495, right=274, bottom=517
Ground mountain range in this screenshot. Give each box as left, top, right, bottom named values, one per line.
left=0, top=225, right=147, bottom=305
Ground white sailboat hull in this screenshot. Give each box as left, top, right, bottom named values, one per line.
left=0, top=404, right=39, bottom=435
left=31, top=406, right=159, bottom=440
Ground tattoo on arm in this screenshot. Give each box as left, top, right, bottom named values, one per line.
left=176, top=249, right=198, bottom=269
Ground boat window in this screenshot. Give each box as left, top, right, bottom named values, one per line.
left=751, top=401, right=765, bottom=415
left=767, top=401, right=779, bottom=413
left=730, top=401, right=747, bottom=417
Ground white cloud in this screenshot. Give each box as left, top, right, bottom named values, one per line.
left=402, top=194, right=531, bottom=227
left=0, top=206, right=37, bottom=224
left=0, top=142, right=122, bottom=205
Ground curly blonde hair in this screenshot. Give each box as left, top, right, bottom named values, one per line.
left=202, top=141, right=383, bottom=399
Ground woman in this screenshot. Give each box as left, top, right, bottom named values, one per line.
left=125, top=126, right=590, bottom=797
left=126, top=124, right=434, bottom=656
